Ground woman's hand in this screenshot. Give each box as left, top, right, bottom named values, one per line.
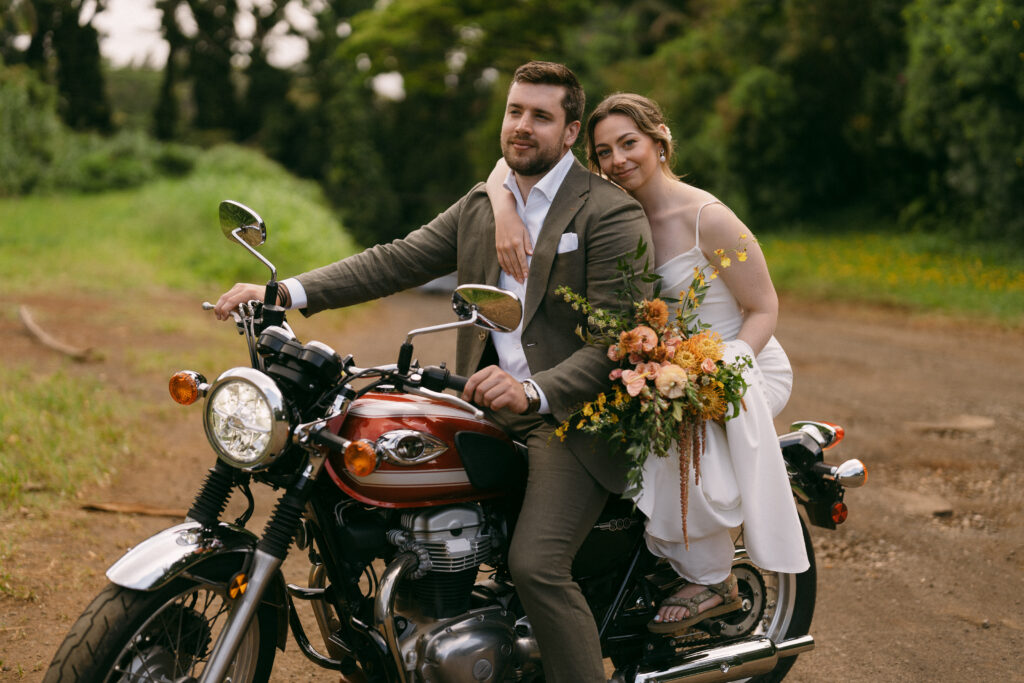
left=486, top=158, right=532, bottom=283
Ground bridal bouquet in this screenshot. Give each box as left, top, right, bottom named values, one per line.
left=555, top=240, right=752, bottom=542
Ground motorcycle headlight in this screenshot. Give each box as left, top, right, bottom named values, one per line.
left=203, top=367, right=290, bottom=469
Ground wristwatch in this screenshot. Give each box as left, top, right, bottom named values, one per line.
left=521, top=380, right=541, bottom=414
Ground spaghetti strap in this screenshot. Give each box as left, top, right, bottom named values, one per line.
left=693, top=200, right=723, bottom=250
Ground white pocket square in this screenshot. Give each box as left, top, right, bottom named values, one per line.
left=557, top=233, right=579, bottom=253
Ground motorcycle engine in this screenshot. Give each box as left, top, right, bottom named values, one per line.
left=397, top=504, right=495, bottom=619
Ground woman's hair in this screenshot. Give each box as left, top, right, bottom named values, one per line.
left=585, top=93, right=676, bottom=178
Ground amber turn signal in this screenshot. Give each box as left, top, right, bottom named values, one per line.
left=830, top=501, right=849, bottom=525
left=344, top=440, right=379, bottom=477
left=169, top=371, right=207, bottom=405
left=822, top=421, right=845, bottom=449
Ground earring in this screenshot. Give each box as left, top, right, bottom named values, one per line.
left=659, top=148, right=666, bottom=163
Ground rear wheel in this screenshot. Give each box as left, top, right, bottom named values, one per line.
left=730, top=517, right=816, bottom=682
left=44, top=563, right=278, bottom=683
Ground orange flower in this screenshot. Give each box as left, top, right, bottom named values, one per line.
left=642, top=299, right=669, bottom=329
left=618, top=329, right=642, bottom=354
left=689, top=331, right=724, bottom=363
left=696, top=384, right=726, bottom=420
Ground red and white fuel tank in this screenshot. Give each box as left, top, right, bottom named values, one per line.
left=323, top=391, right=522, bottom=508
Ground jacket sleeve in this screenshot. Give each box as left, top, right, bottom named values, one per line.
left=531, top=195, right=653, bottom=423
left=295, top=194, right=465, bottom=314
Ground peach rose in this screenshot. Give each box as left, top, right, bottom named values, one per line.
left=701, top=357, right=718, bottom=374
left=655, top=364, right=689, bottom=399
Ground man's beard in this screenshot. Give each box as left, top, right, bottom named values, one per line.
left=502, top=135, right=563, bottom=177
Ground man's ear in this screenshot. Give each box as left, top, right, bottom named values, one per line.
left=563, top=120, right=581, bottom=149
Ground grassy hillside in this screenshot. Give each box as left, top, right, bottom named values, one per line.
left=0, top=145, right=358, bottom=509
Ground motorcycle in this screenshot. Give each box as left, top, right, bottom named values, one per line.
left=44, top=200, right=867, bottom=683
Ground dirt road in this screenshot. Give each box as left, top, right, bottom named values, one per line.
left=1, top=289, right=1022, bottom=681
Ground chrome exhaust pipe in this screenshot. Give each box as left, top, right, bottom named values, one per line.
left=633, top=635, right=814, bottom=683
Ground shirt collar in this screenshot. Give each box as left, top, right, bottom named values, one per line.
left=503, top=150, right=576, bottom=206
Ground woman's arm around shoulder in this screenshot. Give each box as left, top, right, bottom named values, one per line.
left=485, top=158, right=532, bottom=283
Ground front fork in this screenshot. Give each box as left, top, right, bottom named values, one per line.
left=199, top=458, right=323, bottom=683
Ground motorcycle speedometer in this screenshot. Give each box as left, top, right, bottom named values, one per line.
left=203, top=367, right=291, bottom=469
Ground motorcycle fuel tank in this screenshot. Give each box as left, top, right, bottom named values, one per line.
left=324, top=392, right=522, bottom=508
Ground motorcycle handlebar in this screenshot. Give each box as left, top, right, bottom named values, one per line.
left=420, top=365, right=469, bottom=394
left=310, top=428, right=349, bottom=451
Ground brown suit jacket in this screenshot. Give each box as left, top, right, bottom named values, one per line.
left=296, top=159, right=653, bottom=492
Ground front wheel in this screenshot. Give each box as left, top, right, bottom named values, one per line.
left=44, top=562, right=279, bottom=683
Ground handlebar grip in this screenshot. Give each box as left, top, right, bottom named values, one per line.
left=445, top=373, right=469, bottom=393
left=311, top=428, right=349, bottom=451
left=421, top=365, right=469, bottom=393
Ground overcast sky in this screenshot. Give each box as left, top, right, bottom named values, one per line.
left=91, top=0, right=310, bottom=69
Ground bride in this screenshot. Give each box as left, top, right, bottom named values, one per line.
left=486, top=92, right=808, bottom=633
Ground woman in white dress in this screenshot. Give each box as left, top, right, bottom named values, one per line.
left=487, top=93, right=808, bottom=633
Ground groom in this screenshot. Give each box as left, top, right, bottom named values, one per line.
left=216, top=61, right=652, bottom=681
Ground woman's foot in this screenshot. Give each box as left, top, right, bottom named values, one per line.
left=647, top=574, right=741, bottom=634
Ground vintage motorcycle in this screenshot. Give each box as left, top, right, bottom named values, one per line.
left=45, top=201, right=866, bottom=683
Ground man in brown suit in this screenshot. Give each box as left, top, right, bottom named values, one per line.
left=216, top=62, right=652, bottom=682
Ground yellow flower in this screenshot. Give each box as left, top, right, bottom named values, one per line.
left=709, top=267, right=719, bottom=280
left=583, top=403, right=594, bottom=417
left=555, top=423, right=568, bottom=440
left=719, top=255, right=732, bottom=268
left=673, top=346, right=699, bottom=371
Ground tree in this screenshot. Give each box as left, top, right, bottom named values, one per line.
left=901, top=0, right=1024, bottom=241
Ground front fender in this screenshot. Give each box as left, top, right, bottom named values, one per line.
left=107, top=521, right=259, bottom=591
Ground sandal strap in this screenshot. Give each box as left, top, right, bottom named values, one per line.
left=707, top=573, right=737, bottom=599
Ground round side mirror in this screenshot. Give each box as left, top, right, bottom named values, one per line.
left=452, top=285, right=522, bottom=332
left=219, top=200, right=266, bottom=247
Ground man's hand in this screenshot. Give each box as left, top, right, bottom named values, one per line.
left=214, top=283, right=265, bottom=320
left=462, top=365, right=529, bottom=413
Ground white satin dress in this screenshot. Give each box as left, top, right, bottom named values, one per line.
left=633, top=202, right=809, bottom=584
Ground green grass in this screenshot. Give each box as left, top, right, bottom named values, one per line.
left=762, top=223, right=1024, bottom=327
left=0, top=366, right=128, bottom=507
left=0, top=144, right=357, bottom=297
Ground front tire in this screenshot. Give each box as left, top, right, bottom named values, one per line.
left=44, top=564, right=278, bottom=682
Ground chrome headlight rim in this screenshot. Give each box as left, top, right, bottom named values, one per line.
left=202, top=367, right=291, bottom=469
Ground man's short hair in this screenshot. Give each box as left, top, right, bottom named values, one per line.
left=511, top=61, right=585, bottom=125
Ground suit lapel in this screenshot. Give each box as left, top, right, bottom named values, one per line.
left=522, top=161, right=590, bottom=327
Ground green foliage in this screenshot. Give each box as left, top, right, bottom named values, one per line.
left=901, top=0, right=1024, bottom=242
left=0, top=64, right=63, bottom=194
left=0, top=63, right=197, bottom=196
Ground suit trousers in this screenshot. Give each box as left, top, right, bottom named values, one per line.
left=491, top=412, right=610, bottom=683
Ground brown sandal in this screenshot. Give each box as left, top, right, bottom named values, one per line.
left=647, top=573, right=742, bottom=635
